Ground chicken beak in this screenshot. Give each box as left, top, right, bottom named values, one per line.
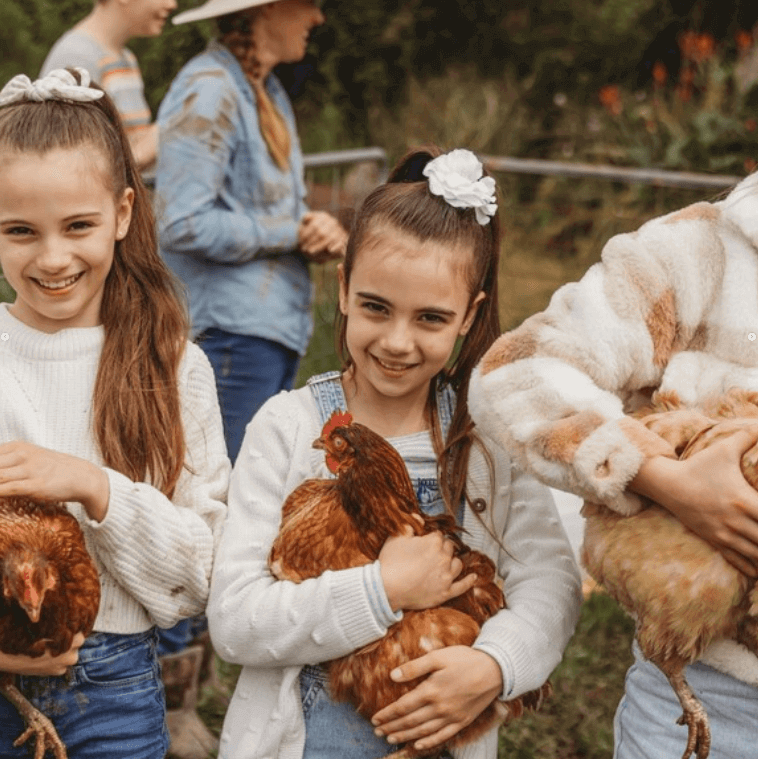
left=313, top=437, right=325, bottom=450
left=25, top=605, right=41, bottom=624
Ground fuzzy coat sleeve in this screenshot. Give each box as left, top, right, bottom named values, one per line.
left=468, top=191, right=757, bottom=515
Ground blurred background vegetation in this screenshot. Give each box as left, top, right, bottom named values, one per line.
left=4, top=0, right=758, bottom=168
left=2, top=1, right=757, bottom=755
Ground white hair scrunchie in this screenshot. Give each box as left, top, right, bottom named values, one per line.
left=423, top=149, right=497, bottom=226
left=0, top=68, right=104, bottom=108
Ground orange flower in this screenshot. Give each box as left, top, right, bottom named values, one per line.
left=746, top=118, right=757, bottom=133
left=679, top=30, right=698, bottom=61
left=652, top=61, right=668, bottom=87
left=676, top=84, right=692, bottom=103
left=599, top=84, right=622, bottom=115
left=736, top=30, right=752, bottom=54
left=695, top=33, right=715, bottom=62
left=679, top=31, right=715, bottom=63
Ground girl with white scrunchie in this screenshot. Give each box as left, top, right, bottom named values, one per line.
left=207, top=145, right=582, bottom=759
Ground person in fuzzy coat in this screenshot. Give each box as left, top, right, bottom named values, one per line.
left=469, top=173, right=758, bottom=758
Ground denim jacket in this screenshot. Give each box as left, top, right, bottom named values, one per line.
left=155, top=40, right=313, bottom=353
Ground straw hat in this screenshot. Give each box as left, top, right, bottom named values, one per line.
left=172, top=0, right=282, bottom=25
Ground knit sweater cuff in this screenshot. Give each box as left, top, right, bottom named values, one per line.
left=473, top=616, right=545, bottom=699
left=328, top=563, right=401, bottom=650
left=364, top=560, right=402, bottom=628
left=86, top=468, right=138, bottom=534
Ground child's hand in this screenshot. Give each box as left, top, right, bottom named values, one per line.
left=0, top=441, right=110, bottom=523
left=298, top=211, right=347, bottom=261
left=0, top=633, right=85, bottom=676
left=630, top=426, right=758, bottom=576
left=379, top=528, right=477, bottom=612
left=371, top=646, right=503, bottom=751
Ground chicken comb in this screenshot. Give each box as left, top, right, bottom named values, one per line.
left=322, top=410, right=353, bottom=437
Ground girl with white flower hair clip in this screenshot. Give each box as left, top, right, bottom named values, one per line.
left=0, top=68, right=229, bottom=759
left=208, top=145, right=581, bottom=759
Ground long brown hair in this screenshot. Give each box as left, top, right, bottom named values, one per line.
left=336, top=145, right=502, bottom=516
left=217, top=7, right=291, bottom=170
left=0, top=73, right=188, bottom=497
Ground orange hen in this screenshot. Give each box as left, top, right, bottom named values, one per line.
left=581, top=389, right=758, bottom=759
left=0, top=497, right=100, bottom=759
left=269, top=411, right=551, bottom=759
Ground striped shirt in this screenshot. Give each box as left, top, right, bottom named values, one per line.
left=41, top=29, right=151, bottom=133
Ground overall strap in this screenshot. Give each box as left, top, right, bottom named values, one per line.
left=306, top=370, right=347, bottom=426
left=437, top=380, right=457, bottom=440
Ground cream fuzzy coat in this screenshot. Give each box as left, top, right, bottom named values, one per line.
left=469, top=172, right=758, bottom=686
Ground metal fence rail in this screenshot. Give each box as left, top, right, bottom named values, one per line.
left=480, top=154, right=743, bottom=190
left=303, top=146, right=389, bottom=181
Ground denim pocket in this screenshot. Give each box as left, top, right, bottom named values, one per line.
left=76, top=633, right=159, bottom=694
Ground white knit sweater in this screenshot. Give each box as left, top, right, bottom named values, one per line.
left=208, top=384, right=582, bottom=759
left=0, top=304, right=229, bottom=633
left=469, top=172, right=758, bottom=686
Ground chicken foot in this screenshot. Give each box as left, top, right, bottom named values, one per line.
left=663, top=666, right=711, bottom=759
left=0, top=679, right=67, bottom=759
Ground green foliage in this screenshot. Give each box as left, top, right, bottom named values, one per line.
left=562, top=40, right=758, bottom=175
left=0, top=0, right=89, bottom=84
left=498, top=592, right=634, bottom=759
left=0, top=275, right=13, bottom=304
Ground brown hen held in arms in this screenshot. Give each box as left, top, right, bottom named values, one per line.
left=581, top=389, right=758, bottom=759
left=0, top=497, right=100, bottom=759
left=269, top=411, right=551, bottom=759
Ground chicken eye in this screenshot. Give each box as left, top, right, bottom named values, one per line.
left=333, top=436, right=346, bottom=450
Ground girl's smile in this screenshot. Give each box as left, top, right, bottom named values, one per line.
left=0, top=147, right=133, bottom=333
left=339, top=227, right=483, bottom=433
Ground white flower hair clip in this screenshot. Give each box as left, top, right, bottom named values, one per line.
left=423, top=149, right=497, bottom=225
left=0, top=68, right=104, bottom=108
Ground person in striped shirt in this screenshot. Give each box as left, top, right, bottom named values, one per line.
left=40, top=0, right=177, bottom=174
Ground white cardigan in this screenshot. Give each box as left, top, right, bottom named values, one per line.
left=0, top=304, right=229, bottom=633
left=208, top=383, right=582, bottom=759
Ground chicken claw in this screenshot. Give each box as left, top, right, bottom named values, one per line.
left=676, top=707, right=711, bottom=759
left=2, top=681, right=67, bottom=759
left=668, top=670, right=711, bottom=759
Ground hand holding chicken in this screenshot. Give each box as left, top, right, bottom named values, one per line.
left=0, top=496, right=100, bottom=759
left=269, top=411, right=551, bottom=758
left=582, top=389, right=758, bottom=759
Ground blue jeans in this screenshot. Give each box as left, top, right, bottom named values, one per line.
left=299, top=665, right=455, bottom=759
left=300, top=664, right=400, bottom=759
left=0, top=629, right=168, bottom=759
left=614, top=642, right=758, bottom=759
left=198, top=328, right=299, bottom=463
left=156, top=615, right=209, bottom=657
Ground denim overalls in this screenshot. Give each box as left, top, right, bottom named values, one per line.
left=299, top=372, right=456, bottom=759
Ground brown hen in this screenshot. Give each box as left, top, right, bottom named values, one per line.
left=269, top=411, right=551, bottom=759
left=581, top=389, right=758, bottom=759
left=0, top=497, right=100, bottom=759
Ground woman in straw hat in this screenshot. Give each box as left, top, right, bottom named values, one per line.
left=155, top=0, right=348, bottom=464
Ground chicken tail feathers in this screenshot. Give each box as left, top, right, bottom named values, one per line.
left=501, top=680, right=553, bottom=724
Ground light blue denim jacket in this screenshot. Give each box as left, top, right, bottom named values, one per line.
left=155, top=40, right=313, bottom=353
